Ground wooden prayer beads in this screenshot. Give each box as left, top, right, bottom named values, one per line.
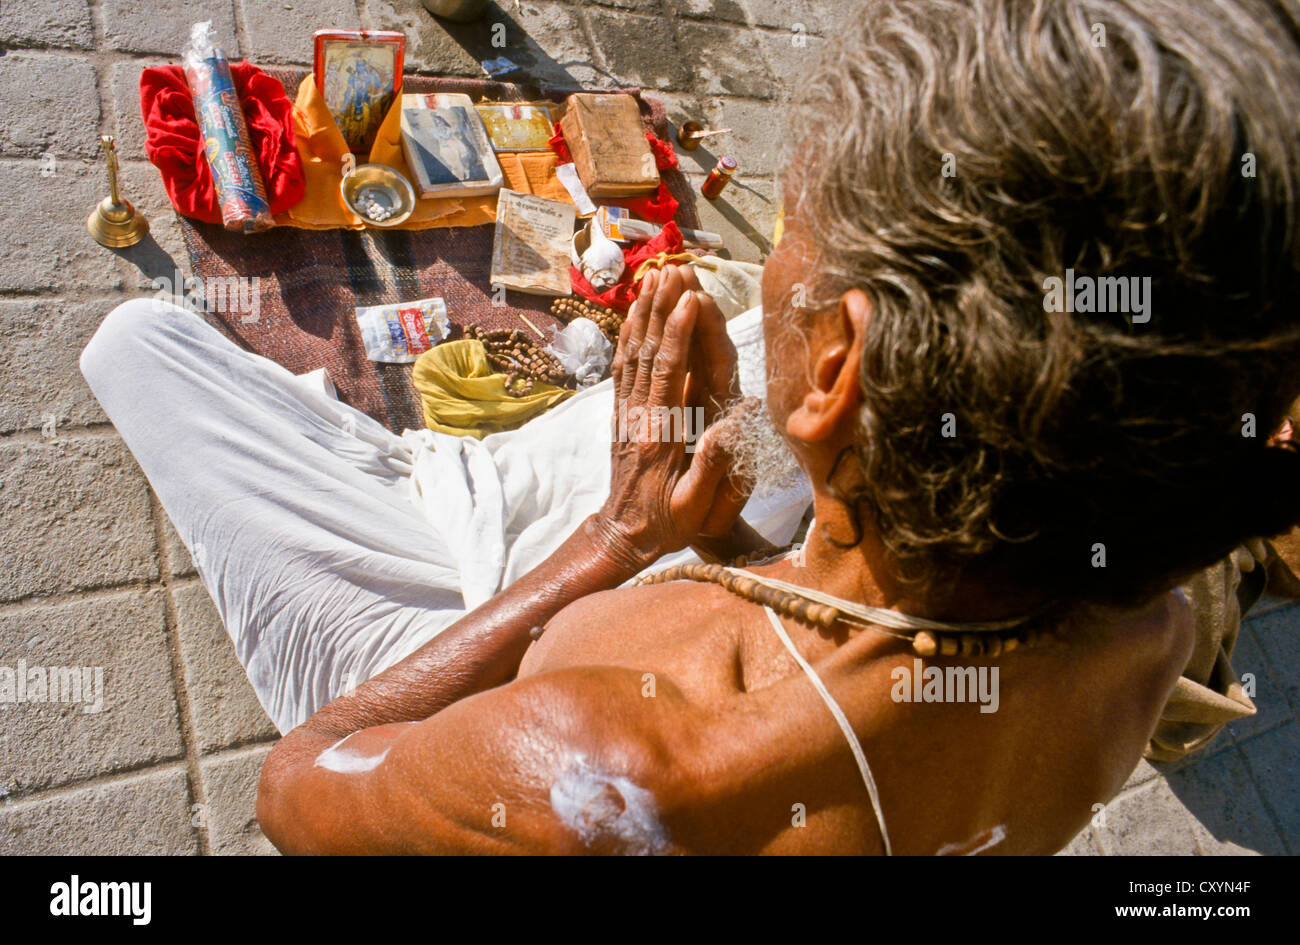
left=637, top=563, right=840, bottom=631
left=549, top=296, right=626, bottom=343
left=465, top=325, right=569, bottom=396
left=636, top=560, right=1051, bottom=658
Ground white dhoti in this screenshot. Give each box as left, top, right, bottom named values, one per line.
left=80, top=299, right=811, bottom=732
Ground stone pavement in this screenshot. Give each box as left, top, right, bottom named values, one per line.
left=0, top=0, right=1296, bottom=855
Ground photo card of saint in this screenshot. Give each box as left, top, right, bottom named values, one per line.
left=399, top=93, right=504, bottom=198
left=313, top=30, right=405, bottom=153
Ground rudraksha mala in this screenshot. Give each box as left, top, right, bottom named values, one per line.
left=634, top=561, right=1051, bottom=658
left=549, top=296, right=626, bottom=344
left=465, top=325, right=569, bottom=396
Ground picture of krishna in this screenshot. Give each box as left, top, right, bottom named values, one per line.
left=319, top=38, right=401, bottom=153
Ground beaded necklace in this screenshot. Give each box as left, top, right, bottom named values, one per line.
left=634, top=551, right=1049, bottom=658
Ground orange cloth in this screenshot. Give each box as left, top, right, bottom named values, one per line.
left=276, top=76, right=571, bottom=230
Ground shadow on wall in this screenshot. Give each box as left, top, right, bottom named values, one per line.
left=432, top=1, right=617, bottom=91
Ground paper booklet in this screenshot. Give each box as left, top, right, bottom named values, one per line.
left=490, top=189, right=576, bottom=296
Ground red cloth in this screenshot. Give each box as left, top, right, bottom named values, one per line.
left=548, top=127, right=679, bottom=224
left=547, top=127, right=572, bottom=163
left=571, top=221, right=685, bottom=311
left=140, top=62, right=305, bottom=224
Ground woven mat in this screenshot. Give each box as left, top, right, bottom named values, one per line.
left=180, top=70, right=699, bottom=433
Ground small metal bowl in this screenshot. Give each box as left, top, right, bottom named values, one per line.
left=677, top=120, right=706, bottom=151
left=340, top=163, right=415, bottom=227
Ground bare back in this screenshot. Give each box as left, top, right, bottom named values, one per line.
left=517, top=559, right=1194, bottom=855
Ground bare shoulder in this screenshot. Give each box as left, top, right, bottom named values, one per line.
left=1065, top=586, right=1195, bottom=692
left=545, top=575, right=744, bottom=634
left=520, top=574, right=751, bottom=683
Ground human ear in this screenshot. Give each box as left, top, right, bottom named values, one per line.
left=785, top=289, right=870, bottom=443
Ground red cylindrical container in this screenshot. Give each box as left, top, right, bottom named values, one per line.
left=183, top=23, right=274, bottom=232
left=701, top=155, right=738, bottom=200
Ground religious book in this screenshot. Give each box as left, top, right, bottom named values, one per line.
left=490, top=189, right=576, bottom=296
left=399, top=92, right=504, bottom=198
left=558, top=92, right=660, bottom=199
left=475, top=103, right=556, bottom=152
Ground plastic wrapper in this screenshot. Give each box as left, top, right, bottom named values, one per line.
left=546, top=317, right=612, bottom=387
left=182, top=21, right=274, bottom=232
left=356, top=297, right=450, bottom=363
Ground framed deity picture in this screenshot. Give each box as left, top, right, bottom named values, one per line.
left=313, top=30, right=406, bottom=154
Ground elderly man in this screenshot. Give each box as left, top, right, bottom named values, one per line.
left=83, top=0, right=1300, bottom=854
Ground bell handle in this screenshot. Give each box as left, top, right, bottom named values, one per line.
left=101, top=135, right=122, bottom=206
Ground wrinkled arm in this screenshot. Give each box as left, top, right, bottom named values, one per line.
left=256, top=666, right=701, bottom=855
left=281, top=517, right=652, bottom=742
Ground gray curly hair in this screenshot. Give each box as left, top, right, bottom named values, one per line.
left=784, top=0, right=1300, bottom=609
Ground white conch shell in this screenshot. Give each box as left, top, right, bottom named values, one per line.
left=575, top=220, right=625, bottom=291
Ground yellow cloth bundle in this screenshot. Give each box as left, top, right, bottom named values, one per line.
left=411, top=339, right=574, bottom=438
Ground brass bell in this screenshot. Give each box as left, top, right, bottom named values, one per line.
left=87, top=135, right=149, bottom=248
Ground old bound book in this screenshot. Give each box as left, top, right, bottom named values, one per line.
left=559, top=93, right=659, bottom=199
left=490, top=189, right=576, bottom=296
left=399, top=92, right=504, bottom=198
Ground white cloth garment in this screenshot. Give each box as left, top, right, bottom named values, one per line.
left=80, top=299, right=810, bottom=733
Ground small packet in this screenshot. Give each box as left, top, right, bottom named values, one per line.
left=594, top=205, right=632, bottom=241
left=356, top=297, right=450, bottom=363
